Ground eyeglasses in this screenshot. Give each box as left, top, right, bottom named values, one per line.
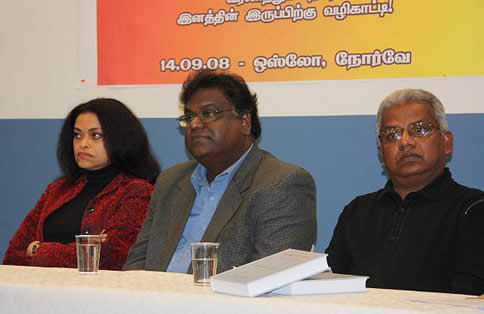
left=379, top=120, right=439, bottom=144
left=177, top=109, right=232, bottom=128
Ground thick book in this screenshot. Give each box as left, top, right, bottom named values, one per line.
left=270, top=272, right=368, bottom=296
left=210, top=249, right=329, bottom=297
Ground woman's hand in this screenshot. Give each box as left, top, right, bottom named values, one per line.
left=26, top=241, right=41, bottom=257
left=99, top=229, right=109, bottom=243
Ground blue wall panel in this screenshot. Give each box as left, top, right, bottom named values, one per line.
left=1, top=114, right=483, bottom=261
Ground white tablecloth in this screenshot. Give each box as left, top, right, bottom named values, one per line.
left=0, top=265, right=482, bottom=314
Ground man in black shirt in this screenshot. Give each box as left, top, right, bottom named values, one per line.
left=326, top=89, right=484, bottom=295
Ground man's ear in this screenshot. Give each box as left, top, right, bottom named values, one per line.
left=443, top=131, right=453, bottom=158
left=378, top=144, right=385, bottom=168
left=241, top=113, right=251, bottom=135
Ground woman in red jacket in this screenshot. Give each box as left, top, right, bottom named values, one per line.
left=3, top=98, right=160, bottom=270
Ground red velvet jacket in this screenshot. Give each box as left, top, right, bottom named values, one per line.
left=3, top=173, right=152, bottom=270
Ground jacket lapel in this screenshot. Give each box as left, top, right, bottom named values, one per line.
left=158, top=174, right=196, bottom=271
left=201, top=145, right=263, bottom=242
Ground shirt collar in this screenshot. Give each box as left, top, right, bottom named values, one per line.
left=191, top=144, right=254, bottom=190
left=379, top=168, right=454, bottom=201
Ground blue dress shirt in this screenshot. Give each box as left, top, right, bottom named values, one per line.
left=166, top=145, right=253, bottom=273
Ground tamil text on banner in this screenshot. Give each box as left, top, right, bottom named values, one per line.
left=97, top=0, right=484, bottom=85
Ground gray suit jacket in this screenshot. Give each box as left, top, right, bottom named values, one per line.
left=123, top=145, right=317, bottom=273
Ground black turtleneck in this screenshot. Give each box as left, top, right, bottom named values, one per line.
left=43, top=165, right=119, bottom=244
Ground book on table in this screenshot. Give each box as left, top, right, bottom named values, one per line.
left=209, top=248, right=329, bottom=297
left=270, top=272, right=368, bottom=296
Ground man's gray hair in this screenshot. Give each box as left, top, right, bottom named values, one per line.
left=376, top=88, right=449, bottom=139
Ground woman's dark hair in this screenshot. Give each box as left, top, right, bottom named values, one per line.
left=180, top=70, right=261, bottom=139
left=57, top=98, right=160, bottom=182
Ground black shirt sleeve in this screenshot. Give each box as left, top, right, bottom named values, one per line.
left=325, top=199, right=355, bottom=274
left=452, top=198, right=484, bottom=295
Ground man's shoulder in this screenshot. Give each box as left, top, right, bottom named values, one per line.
left=149, top=160, right=198, bottom=203
left=232, top=148, right=316, bottom=197
left=256, top=149, right=313, bottom=179
left=340, top=188, right=386, bottom=214
left=154, top=160, right=198, bottom=183
left=352, top=188, right=386, bottom=202
left=450, top=180, right=484, bottom=213
left=451, top=180, right=484, bottom=197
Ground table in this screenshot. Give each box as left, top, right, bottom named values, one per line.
left=0, top=265, right=482, bottom=314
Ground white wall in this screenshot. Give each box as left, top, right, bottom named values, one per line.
left=0, top=0, right=180, bottom=119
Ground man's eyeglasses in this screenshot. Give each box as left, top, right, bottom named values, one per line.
left=379, top=120, right=439, bottom=144
left=177, top=109, right=232, bottom=128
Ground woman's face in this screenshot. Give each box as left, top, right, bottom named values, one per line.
left=73, top=112, right=110, bottom=171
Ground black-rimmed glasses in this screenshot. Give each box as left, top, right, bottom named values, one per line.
left=177, top=109, right=233, bottom=128
left=379, top=120, right=439, bottom=144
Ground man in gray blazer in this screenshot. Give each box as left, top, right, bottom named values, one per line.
left=124, top=70, right=316, bottom=274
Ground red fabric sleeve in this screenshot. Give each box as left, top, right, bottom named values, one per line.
left=2, top=182, right=57, bottom=265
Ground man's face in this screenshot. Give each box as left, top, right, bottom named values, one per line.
left=184, top=87, right=252, bottom=168
left=378, top=102, right=453, bottom=185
